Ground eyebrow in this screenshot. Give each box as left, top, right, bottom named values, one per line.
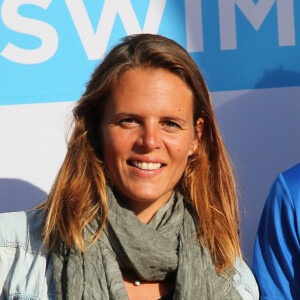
left=112, top=113, right=188, bottom=125
left=161, top=116, right=188, bottom=125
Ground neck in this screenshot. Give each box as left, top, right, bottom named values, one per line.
left=117, top=191, right=173, bottom=224
left=134, top=202, right=166, bottom=224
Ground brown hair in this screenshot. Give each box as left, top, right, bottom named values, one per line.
left=41, top=34, right=241, bottom=272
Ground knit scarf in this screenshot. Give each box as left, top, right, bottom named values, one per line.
left=51, top=187, right=242, bottom=300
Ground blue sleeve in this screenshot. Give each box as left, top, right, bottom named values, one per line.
left=252, top=173, right=300, bottom=300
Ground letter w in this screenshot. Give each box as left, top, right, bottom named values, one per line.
left=219, top=0, right=295, bottom=50
left=65, top=0, right=166, bottom=60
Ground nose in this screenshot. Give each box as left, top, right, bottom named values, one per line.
left=135, top=121, right=163, bottom=152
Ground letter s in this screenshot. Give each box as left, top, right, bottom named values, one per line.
left=1, top=0, right=58, bottom=64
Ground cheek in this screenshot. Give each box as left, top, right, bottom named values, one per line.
left=101, top=130, right=119, bottom=167
left=168, top=146, right=191, bottom=178
left=102, top=139, right=122, bottom=182
left=168, top=134, right=195, bottom=159
left=102, top=128, right=121, bottom=154
left=102, top=130, right=131, bottom=169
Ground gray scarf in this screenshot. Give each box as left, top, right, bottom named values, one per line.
left=51, top=187, right=242, bottom=300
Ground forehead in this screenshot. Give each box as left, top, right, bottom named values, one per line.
left=107, top=67, right=194, bottom=116
left=113, top=67, right=190, bottom=92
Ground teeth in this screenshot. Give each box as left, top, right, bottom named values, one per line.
left=132, top=161, right=162, bottom=170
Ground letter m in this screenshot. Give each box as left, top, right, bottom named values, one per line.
left=218, top=0, right=295, bottom=50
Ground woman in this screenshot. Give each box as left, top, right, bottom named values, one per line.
left=0, top=34, right=258, bottom=300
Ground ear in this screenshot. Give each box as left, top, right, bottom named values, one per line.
left=188, top=118, right=204, bottom=156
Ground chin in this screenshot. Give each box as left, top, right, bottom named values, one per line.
left=125, top=186, right=173, bottom=204
left=127, top=191, right=161, bottom=202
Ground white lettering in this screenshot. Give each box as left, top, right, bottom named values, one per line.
left=276, top=0, right=295, bottom=46
left=1, top=0, right=59, bottom=64
left=66, top=0, right=167, bottom=60
left=185, top=0, right=203, bottom=52
left=219, top=0, right=295, bottom=50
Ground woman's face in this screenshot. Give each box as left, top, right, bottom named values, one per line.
left=100, top=67, right=202, bottom=212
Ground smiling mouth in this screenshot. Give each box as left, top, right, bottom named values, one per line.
left=128, top=161, right=164, bottom=170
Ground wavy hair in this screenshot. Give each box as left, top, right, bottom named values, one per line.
left=41, top=34, right=241, bottom=272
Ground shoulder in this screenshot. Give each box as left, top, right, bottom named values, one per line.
left=280, top=163, right=300, bottom=205
left=0, top=209, right=55, bottom=299
left=281, top=162, right=300, bottom=183
left=233, top=257, right=259, bottom=300
left=262, top=163, right=300, bottom=213
left=0, top=209, right=44, bottom=251
left=255, top=163, right=300, bottom=238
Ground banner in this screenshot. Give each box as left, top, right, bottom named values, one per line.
left=0, top=0, right=299, bottom=105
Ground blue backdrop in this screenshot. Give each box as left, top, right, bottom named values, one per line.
left=0, top=0, right=299, bottom=105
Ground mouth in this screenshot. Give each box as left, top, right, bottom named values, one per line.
left=127, top=160, right=165, bottom=170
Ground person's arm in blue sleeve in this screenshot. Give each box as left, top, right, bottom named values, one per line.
left=252, top=166, right=300, bottom=300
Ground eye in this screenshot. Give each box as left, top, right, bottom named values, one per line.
left=119, top=118, right=139, bottom=128
left=162, top=120, right=181, bottom=130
